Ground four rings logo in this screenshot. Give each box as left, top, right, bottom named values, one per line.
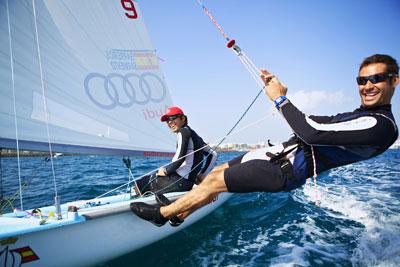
left=84, top=72, right=167, bottom=109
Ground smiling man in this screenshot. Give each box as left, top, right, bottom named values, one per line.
left=358, top=59, right=397, bottom=107
left=131, top=54, right=399, bottom=227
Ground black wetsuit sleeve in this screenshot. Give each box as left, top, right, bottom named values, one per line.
left=165, top=128, right=191, bottom=175
left=308, top=115, right=335, bottom=123
left=280, top=100, right=396, bottom=147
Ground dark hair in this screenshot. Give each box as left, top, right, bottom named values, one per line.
left=182, top=115, right=188, bottom=126
left=359, top=54, right=399, bottom=74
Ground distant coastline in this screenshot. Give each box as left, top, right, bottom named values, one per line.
left=0, top=149, right=241, bottom=157
left=2, top=139, right=399, bottom=158
left=0, top=149, right=58, bottom=157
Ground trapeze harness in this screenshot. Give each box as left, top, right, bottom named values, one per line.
left=273, top=101, right=398, bottom=191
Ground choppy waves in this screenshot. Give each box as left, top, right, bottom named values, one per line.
left=299, top=150, right=400, bottom=267
left=3, top=150, right=399, bottom=266
left=104, top=150, right=399, bottom=267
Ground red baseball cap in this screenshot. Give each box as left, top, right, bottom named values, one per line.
left=160, top=106, right=184, bottom=122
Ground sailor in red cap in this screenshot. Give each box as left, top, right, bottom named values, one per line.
left=132, top=106, right=217, bottom=225
left=160, top=106, right=185, bottom=123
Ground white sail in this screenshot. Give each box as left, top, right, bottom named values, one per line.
left=0, top=0, right=175, bottom=155
left=0, top=2, right=233, bottom=266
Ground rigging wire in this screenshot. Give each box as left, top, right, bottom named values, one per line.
left=196, top=0, right=265, bottom=89
left=6, top=0, right=24, bottom=210
left=32, top=0, right=58, bottom=198
left=141, top=88, right=264, bottom=195
left=32, top=0, right=65, bottom=217
left=95, top=109, right=271, bottom=199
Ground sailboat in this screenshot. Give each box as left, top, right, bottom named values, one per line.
left=0, top=0, right=230, bottom=266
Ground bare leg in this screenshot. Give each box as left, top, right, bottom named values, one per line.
left=196, top=162, right=229, bottom=184
left=160, top=168, right=228, bottom=218
left=175, top=192, right=218, bottom=220
left=211, top=162, right=229, bottom=173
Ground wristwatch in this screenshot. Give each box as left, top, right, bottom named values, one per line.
left=274, top=95, right=287, bottom=109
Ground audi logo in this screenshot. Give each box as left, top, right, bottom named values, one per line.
left=84, top=72, right=167, bottom=109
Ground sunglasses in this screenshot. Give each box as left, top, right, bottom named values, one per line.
left=356, top=72, right=395, bottom=85
left=166, top=115, right=182, bottom=122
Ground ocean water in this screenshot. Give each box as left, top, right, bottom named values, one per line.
left=1, top=149, right=399, bottom=267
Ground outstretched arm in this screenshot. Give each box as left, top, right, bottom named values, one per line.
left=260, top=69, right=397, bottom=147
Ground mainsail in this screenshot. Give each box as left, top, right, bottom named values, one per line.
left=0, top=3, right=233, bottom=266
left=0, top=0, right=175, bottom=155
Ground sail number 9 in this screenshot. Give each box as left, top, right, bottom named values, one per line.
left=121, top=0, right=138, bottom=19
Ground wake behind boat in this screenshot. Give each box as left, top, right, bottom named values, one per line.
left=0, top=0, right=230, bottom=266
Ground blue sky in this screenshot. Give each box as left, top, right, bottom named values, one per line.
left=139, top=0, right=400, bottom=144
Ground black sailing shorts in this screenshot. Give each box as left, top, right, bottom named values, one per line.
left=224, top=155, right=286, bottom=193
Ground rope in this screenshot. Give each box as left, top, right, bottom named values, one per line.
left=310, top=146, right=320, bottom=205
left=6, top=0, right=24, bottom=210
left=122, top=87, right=264, bottom=196
left=0, top=158, right=57, bottom=214
left=95, top=110, right=271, bottom=199
left=195, top=0, right=265, bottom=91
left=0, top=198, right=15, bottom=214
left=141, top=112, right=273, bottom=194
left=0, top=181, right=28, bottom=214
left=94, top=143, right=211, bottom=199
left=196, top=0, right=230, bottom=41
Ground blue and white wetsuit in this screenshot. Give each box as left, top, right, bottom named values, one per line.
left=165, top=126, right=217, bottom=182
left=224, top=100, right=398, bottom=192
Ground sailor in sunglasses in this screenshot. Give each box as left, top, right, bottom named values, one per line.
left=131, top=54, right=399, bottom=227
left=131, top=106, right=217, bottom=225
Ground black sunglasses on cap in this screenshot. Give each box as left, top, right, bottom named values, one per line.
left=356, top=72, right=395, bottom=85
left=166, top=115, right=182, bottom=122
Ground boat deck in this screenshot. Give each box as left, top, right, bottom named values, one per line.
left=0, top=192, right=184, bottom=239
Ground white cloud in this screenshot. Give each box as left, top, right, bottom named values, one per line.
left=269, top=89, right=354, bottom=116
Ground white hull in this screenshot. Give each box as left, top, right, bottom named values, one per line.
left=0, top=192, right=231, bottom=267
